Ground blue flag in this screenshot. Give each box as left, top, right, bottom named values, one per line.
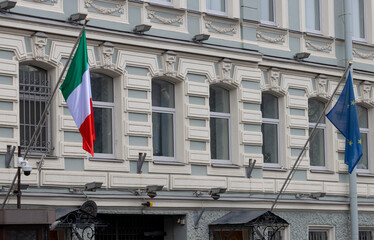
left=326, top=71, right=362, bottom=173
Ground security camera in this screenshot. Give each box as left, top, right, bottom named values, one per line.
left=18, top=157, right=32, bottom=176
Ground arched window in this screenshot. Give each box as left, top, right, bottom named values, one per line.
left=152, top=79, right=175, bottom=160
left=19, top=65, right=51, bottom=154
left=261, top=93, right=279, bottom=165
left=357, top=105, right=369, bottom=170
left=210, top=86, right=230, bottom=163
left=308, top=98, right=326, bottom=168
left=91, top=72, right=114, bottom=157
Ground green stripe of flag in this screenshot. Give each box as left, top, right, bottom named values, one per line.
left=60, top=29, right=88, bottom=100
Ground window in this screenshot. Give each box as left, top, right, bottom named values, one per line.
left=359, top=230, right=373, bottom=240
left=19, top=65, right=51, bottom=154
left=308, top=99, right=326, bottom=168
left=152, top=79, right=175, bottom=160
left=150, top=0, right=172, bottom=5
left=261, top=0, right=275, bottom=24
left=91, top=72, right=114, bottom=158
left=206, top=0, right=226, bottom=15
left=261, top=93, right=279, bottom=166
left=210, top=86, right=230, bottom=163
left=357, top=105, right=369, bottom=170
left=309, top=230, right=328, bottom=240
left=305, top=0, right=321, bottom=32
left=353, top=0, right=365, bottom=40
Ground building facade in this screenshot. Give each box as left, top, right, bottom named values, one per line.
left=0, top=0, right=374, bottom=239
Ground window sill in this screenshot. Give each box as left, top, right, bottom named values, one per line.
left=146, top=2, right=184, bottom=11
left=263, top=167, right=287, bottom=172
left=211, top=163, right=240, bottom=169
left=27, top=155, right=57, bottom=160
left=357, top=172, right=374, bottom=177
left=258, top=23, right=288, bottom=32
left=89, top=158, right=124, bottom=163
left=304, top=31, right=334, bottom=40
left=153, top=160, right=186, bottom=166
left=310, top=169, right=335, bottom=174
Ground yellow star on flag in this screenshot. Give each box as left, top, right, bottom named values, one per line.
left=348, top=140, right=353, bottom=146
left=351, top=100, right=355, bottom=105
left=358, top=139, right=362, bottom=144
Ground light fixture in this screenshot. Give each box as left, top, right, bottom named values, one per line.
left=133, top=24, right=152, bottom=34
left=294, top=52, right=311, bottom=61
left=0, top=1, right=16, bottom=11
left=209, top=188, right=226, bottom=200
left=146, top=185, right=164, bottom=198
left=69, top=13, right=87, bottom=22
left=84, top=181, right=103, bottom=192
left=193, top=34, right=210, bottom=42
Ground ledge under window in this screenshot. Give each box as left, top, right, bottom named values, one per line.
left=357, top=172, right=374, bottom=177
left=211, top=163, right=240, bottom=168
left=153, top=160, right=186, bottom=166
left=89, top=158, right=124, bottom=163
left=263, top=167, right=287, bottom=172
left=310, top=169, right=335, bottom=174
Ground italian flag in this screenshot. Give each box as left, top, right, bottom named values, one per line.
left=60, top=29, right=96, bottom=156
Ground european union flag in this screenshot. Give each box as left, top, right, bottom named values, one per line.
left=326, top=71, right=362, bottom=173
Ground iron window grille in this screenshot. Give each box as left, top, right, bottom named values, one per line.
left=19, top=65, right=51, bottom=155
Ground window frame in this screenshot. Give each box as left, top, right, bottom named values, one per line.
left=359, top=229, right=374, bottom=240
left=308, top=99, right=327, bottom=170
left=260, top=0, right=276, bottom=25
left=151, top=79, right=176, bottom=162
left=149, top=0, right=173, bottom=7
left=206, top=0, right=228, bottom=16
left=262, top=93, right=281, bottom=168
left=305, top=0, right=322, bottom=34
left=357, top=105, right=370, bottom=172
left=352, top=0, right=366, bottom=41
left=308, top=226, right=334, bottom=240
left=91, top=73, right=115, bottom=159
left=210, top=111, right=232, bottom=165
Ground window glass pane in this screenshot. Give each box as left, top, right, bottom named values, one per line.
left=210, top=86, right=230, bottom=113
left=308, top=99, right=325, bottom=123
left=305, top=0, right=320, bottom=31
left=210, top=117, right=229, bottom=160
left=152, top=79, right=175, bottom=108
left=309, top=231, right=328, bottom=240
left=261, top=0, right=274, bottom=22
left=93, top=107, right=113, bottom=154
left=357, top=133, right=368, bottom=169
left=309, top=128, right=325, bottom=167
left=152, top=112, right=174, bottom=157
left=262, top=123, right=278, bottom=164
left=357, top=105, right=368, bottom=128
left=91, top=72, right=114, bottom=102
left=353, top=0, right=365, bottom=39
left=261, top=93, right=278, bottom=119
left=359, top=231, right=372, bottom=240
left=206, top=0, right=225, bottom=12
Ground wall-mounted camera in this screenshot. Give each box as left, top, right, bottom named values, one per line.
left=18, top=157, right=32, bottom=176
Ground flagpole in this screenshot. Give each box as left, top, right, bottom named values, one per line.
left=270, top=61, right=352, bottom=211
left=1, top=18, right=90, bottom=209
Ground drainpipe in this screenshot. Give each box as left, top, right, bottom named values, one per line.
left=343, top=0, right=358, bottom=239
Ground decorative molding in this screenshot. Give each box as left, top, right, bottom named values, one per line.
left=360, top=82, right=372, bottom=104
left=256, top=32, right=285, bottom=43
left=205, top=20, right=237, bottom=34
left=31, top=32, right=48, bottom=61
left=315, top=74, right=328, bottom=98
left=85, top=0, right=125, bottom=14
left=352, top=48, right=374, bottom=59
left=162, top=51, right=177, bottom=77
left=147, top=8, right=183, bottom=25
left=305, top=40, right=332, bottom=52
left=269, top=68, right=280, bottom=91
left=99, top=41, right=114, bottom=69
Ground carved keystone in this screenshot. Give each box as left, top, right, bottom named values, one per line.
left=100, top=41, right=115, bottom=69
left=32, top=32, right=48, bottom=60
left=162, top=50, right=177, bottom=77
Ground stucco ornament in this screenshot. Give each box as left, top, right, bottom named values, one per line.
left=360, top=81, right=372, bottom=104
left=100, top=42, right=115, bottom=69
left=305, top=40, right=332, bottom=52
left=32, top=32, right=48, bottom=60
left=162, top=51, right=177, bottom=77
left=257, top=32, right=285, bottom=43
left=205, top=20, right=237, bottom=34
left=352, top=48, right=374, bottom=59
left=315, top=74, right=328, bottom=97
left=269, top=68, right=280, bottom=91
left=147, top=8, right=183, bottom=25
left=85, top=0, right=125, bottom=14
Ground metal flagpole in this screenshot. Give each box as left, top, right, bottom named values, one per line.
left=270, top=61, right=352, bottom=211
left=1, top=18, right=90, bottom=209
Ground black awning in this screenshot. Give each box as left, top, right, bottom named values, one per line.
left=210, top=210, right=288, bottom=229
